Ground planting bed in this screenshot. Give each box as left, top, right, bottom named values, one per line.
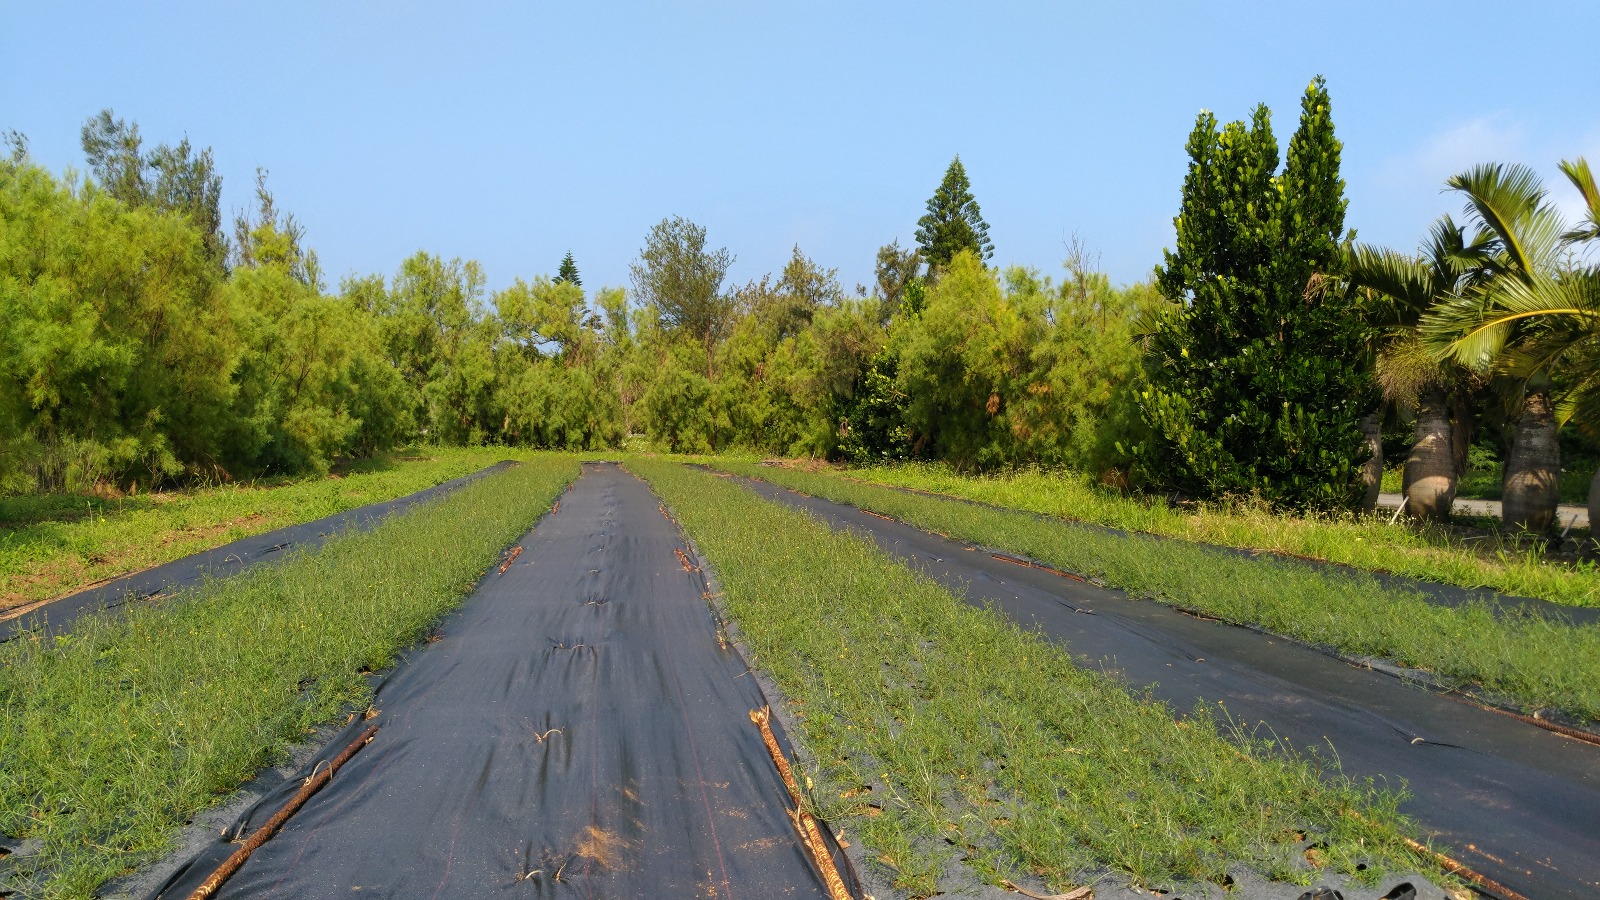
left=1, top=460, right=517, bottom=642
left=721, top=469, right=1600, bottom=900
left=832, top=462, right=1600, bottom=610
left=0, top=458, right=577, bottom=899
left=146, top=462, right=848, bottom=899
left=634, top=459, right=1457, bottom=900
left=715, top=461, right=1600, bottom=724
left=15, top=454, right=1584, bottom=900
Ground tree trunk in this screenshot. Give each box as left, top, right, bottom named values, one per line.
left=1358, top=409, right=1383, bottom=513
left=1501, top=388, right=1560, bottom=532
left=1587, top=468, right=1600, bottom=548
left=1402, top=386, right=1456, bottom=522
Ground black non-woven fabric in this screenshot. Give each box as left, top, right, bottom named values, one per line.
left=733, top=476, right=1600, bottom=900
left=152, top=463, right=842, bottom=900
left=814, top=472, right=1600, bottom=627
left=2, top=461, right=515, bottom=642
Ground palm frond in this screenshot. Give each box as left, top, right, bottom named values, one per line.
left=1422, top=272, right=1600, bottom=371
left=1559, top=157, right=1600, bottom=244
left=1375, top=331, right=1444, bottom=408
left=1448, top=162, right=1565, bottom=276
left=1347, top=244, right=1433, bottom=324
left=1419, top=288, right=1506, bottom=370
left=1425, top=216, right=1480, bottom=280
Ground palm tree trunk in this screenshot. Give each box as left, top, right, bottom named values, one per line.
left=1587, top=468, right=1600, bottom=547
left=1402, top=386, right=1456, bottom=522
left=1358, top=409, right=1383, bottom=512
left=1502, top=388, right=1560, bottom=532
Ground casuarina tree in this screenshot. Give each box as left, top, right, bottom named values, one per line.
left=629, top=216, right=734, bottom=369
left=915, top=155, right=993, bottom=272
left=555, top=250, right=582, bottom=287
left=1135, top=77, right=1376, bottom=510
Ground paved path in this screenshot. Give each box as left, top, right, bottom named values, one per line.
left=739, top=476, right=1600, bottom=900
left=1376, top=492, right=1589, bottom=529
left=153, top=463, right=842, bottom=900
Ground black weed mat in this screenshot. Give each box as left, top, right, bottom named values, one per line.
left=731, top=475, right=1600, bottom=900
left=0, top=461, right=516, bottom=642
left=763, top=466, right=1600, bottom=627
left=146, top=462, right=849, bottom=900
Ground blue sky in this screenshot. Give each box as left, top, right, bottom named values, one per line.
left=4, top=2, right=1597, bottom=297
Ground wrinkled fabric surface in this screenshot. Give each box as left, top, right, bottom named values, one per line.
left=734, top=475, right=1600, bottom=900
left=151, top=463, right=844, bottom=900
left=2, top=462, right=516, bottom=642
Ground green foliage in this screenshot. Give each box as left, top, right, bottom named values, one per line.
left=639, top=348, right=724, bottom=452
left=915, top=155, right=994, bottom=271
left=554, top=250, right=582, bottom=287
left=1137, top=77, right=1377, bottom=509
left=836, top=351, right=914, bottom=463
left=873, top=239, right=921, bottom=322
left=629, top=216, right=734, bottom=356
left=80, top=109, right=227, bottom=266
left=881, top=252, right=1153, bottom=474
left=0, top=156, right=236, bottom=491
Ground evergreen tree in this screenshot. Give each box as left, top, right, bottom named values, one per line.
left=1135, top=77, right=1376, bottom=510
left=915, top=155, right=994, bottom=271
left=555, top=250, right=582, bottom=287
left=81, top=110, right=227, bottom=267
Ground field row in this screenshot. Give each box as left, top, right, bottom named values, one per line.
left=6, top=456, right=1597, bottom=898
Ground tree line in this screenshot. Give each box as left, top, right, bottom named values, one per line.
left=4, top=89, right=1598, bottom=534
left=0, top=115, right=1150, bottom=495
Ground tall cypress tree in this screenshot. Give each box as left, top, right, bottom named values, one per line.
left=915, top=156, right=994, bottom=271
left=1135, top=77, right=1376, bottom=510
left=555, top=250, right=582, bottom=287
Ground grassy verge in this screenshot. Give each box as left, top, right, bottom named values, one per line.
left=629, top=457, right=1439, bottom=897
left=0, top=454, right=578, bottom=899
left=0, top=446, right=513, bottom=614
left=713, top=460, right=1600, bottom=724
left=825, top=461, right=1600, bottom=609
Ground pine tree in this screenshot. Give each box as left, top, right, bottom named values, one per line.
left=914, top=156, right=993, bottom=271
left=1135, top=77, right=1376, bottom=510
left=555, top=250, right=582, bottom=287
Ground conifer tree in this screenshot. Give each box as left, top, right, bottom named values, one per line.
left=915, top=156, right=993, bottom=271
left=555, top=250, right=582, bottom=287
left=1135, top=77, right=1376, bottom=510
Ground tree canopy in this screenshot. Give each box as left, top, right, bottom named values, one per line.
left=915, top=155, right=994, bottom=271
left=1136, top=77, right=1376, bottom=509
left=555, top=250, right=582, bottom=287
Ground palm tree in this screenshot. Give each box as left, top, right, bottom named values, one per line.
left=1422, top=162, right=1582, bottom=532
left=1348, top=220, right=1484, bottom=520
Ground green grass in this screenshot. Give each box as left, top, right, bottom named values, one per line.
left=628, top=458, right=1442, bottom=897
left=0, top=454, right=578, bottom=900
left=834, top=461, right=1600, bottom=609
left=0, top=446, right=513, bottom=614
left=711, top=460, right=1600, bottom=725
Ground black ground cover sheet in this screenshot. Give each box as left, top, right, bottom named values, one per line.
left=829, top=473, right=1600, bottom=627
left=1, top=461, right=515, bottom=642
left=732, top=475, right=1600, bottom=900
left=151, top=463, right=845, bottom=900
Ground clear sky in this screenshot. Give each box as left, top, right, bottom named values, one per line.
left=4, top=2, right=1596, bottom=297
